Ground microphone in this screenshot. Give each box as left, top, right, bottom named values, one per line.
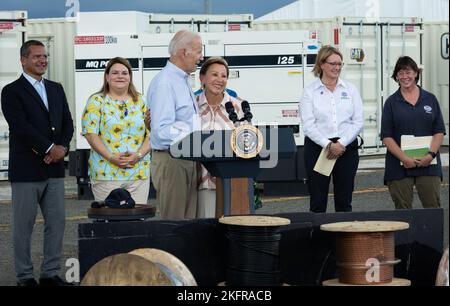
left=241, top=100, right=253, bottom=123
left=225, top=101, right=238, bottom=123
left=241, top=100, right=250, bottom=113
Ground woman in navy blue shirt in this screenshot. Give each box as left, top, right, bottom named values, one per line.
left=381, top=56, right=446, bottom=209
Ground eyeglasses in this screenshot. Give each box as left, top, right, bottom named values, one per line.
left=325, top=61, right=344, bottom=68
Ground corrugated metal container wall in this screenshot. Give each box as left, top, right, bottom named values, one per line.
left=254, top=18, right=448, bottom=150
left=423, top=22, right=449, bottom=145
left=147, top=13, right=253, bottom=33
left=27, top=18, right=78, bottom=151
left=0, top=11, right=27, bottom=180
left=257, top=0, right=449, bottom=22
left=253, top=18, right=336, bottom=44
left=76, top=11, right=253, bottom=35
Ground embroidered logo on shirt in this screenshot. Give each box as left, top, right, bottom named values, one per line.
left=424, top=105, right=433, bottom=114
left=341, top=92, right=350, bottom=100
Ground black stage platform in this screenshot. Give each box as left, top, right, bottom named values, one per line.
left=79, top=208, right=444, bottom=286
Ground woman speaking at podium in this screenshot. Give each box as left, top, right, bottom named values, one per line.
left=194, top=57, right=244, bottom=218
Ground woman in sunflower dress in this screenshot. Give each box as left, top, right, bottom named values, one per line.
left=81, top=57, right=150, bottom=204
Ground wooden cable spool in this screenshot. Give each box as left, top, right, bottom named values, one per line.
left=218, top=215, right=291, bottom=286
left=80, top=249, right=197, bottom=286
left=435, top=246, right=449, bottom=286
left=87, top=204, right=156, bottom=221
left=129, top=248, right=197, bottom=286
left=80, top=253, right=172, bottom=286
left=320, top=221, right=410, bottom=286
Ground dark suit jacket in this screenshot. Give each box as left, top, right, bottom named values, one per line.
left=1, top=75, right=74, bottom=182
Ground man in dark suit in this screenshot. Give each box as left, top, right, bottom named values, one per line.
left=1, top=40, right=74, bottom=286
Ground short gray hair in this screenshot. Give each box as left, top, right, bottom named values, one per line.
left=168, top=30, right=201, bottom=56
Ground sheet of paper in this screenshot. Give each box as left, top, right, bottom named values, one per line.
left=313, top=148, right=337, bottom=176
left=400, top=135, right=437, bottom=165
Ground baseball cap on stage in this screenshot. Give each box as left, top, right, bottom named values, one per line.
left=105, top=188, right=136, bottom=209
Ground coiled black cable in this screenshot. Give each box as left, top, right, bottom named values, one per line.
left=224, top=225, right=282, bottom=286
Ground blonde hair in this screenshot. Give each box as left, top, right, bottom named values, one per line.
left=312, top=45, right=343, bottom=78
left=97, top=57, right=140, bottom=102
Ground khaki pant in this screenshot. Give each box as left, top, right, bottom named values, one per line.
left=91, top=178, right=150, bottom=204
left=197, top=189, right=216, bottom=218
left=387, top=176, right=441, bottom=209
left=150, top=151, right=197, bottom=220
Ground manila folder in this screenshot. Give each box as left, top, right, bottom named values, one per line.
left=313, top=148, right=337, bottom=176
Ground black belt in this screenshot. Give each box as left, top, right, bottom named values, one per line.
left=152, top=149, right=169, bottom=152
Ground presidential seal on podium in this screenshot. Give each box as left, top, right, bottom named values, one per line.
left=230, top=124, right=264, bottom=159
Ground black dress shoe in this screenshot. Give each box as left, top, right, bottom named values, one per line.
left=39, top=275, right=71, bottom=286
left=17, top=278, right=38, bottom=286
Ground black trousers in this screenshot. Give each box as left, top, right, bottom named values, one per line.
left=304, top=137, right=359, bottom=213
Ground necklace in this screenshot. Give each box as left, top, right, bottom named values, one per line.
left=108, top=95, right=129, bottom=117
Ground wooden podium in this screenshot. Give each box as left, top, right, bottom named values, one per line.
left=215, top=177, right=253, bottom=217
left=170, top=126, right=296, bottom=216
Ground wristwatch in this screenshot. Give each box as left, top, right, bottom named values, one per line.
left=137, top=152, right=143, bottom=160
left=428, top=151, right=437, bottom=159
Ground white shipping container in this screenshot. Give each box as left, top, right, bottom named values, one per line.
left=0, top=10, right=27, bottom=180
left=26, top=12, right=255, bottom=156
left=423, top=21, right=449, bottom=145
left=258, top=0, right=449, bottom=22
left=74, top=30, right=318, bottom=151
left=146, top=13, right=253, bottom=33
left=27, top=17, right=78, bottom=152
left=254, top=17, right=436, bottom=155
left=77, top=11, right=253, bottom=35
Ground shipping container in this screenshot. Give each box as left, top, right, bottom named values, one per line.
left=26, top=11, right=254, bottom=157
left=76, top=11, right=253, bottom=35
left=258, top=0, right=449, bottom=22
left=0, top=11, right=27, bottom=180
left=253, top=17, right=450, bottom=153
left=24, top=12, right=448, bottom=197
left=423, top=21, right=449, bottom=145
left=72, top=29, right=318, bottom=197
left=27, top=17, right=78, bottom=152
left=25, top=11, right=256, bottom=197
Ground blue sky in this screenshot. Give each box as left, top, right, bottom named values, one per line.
left=0, top=0, right=297, bottom=18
